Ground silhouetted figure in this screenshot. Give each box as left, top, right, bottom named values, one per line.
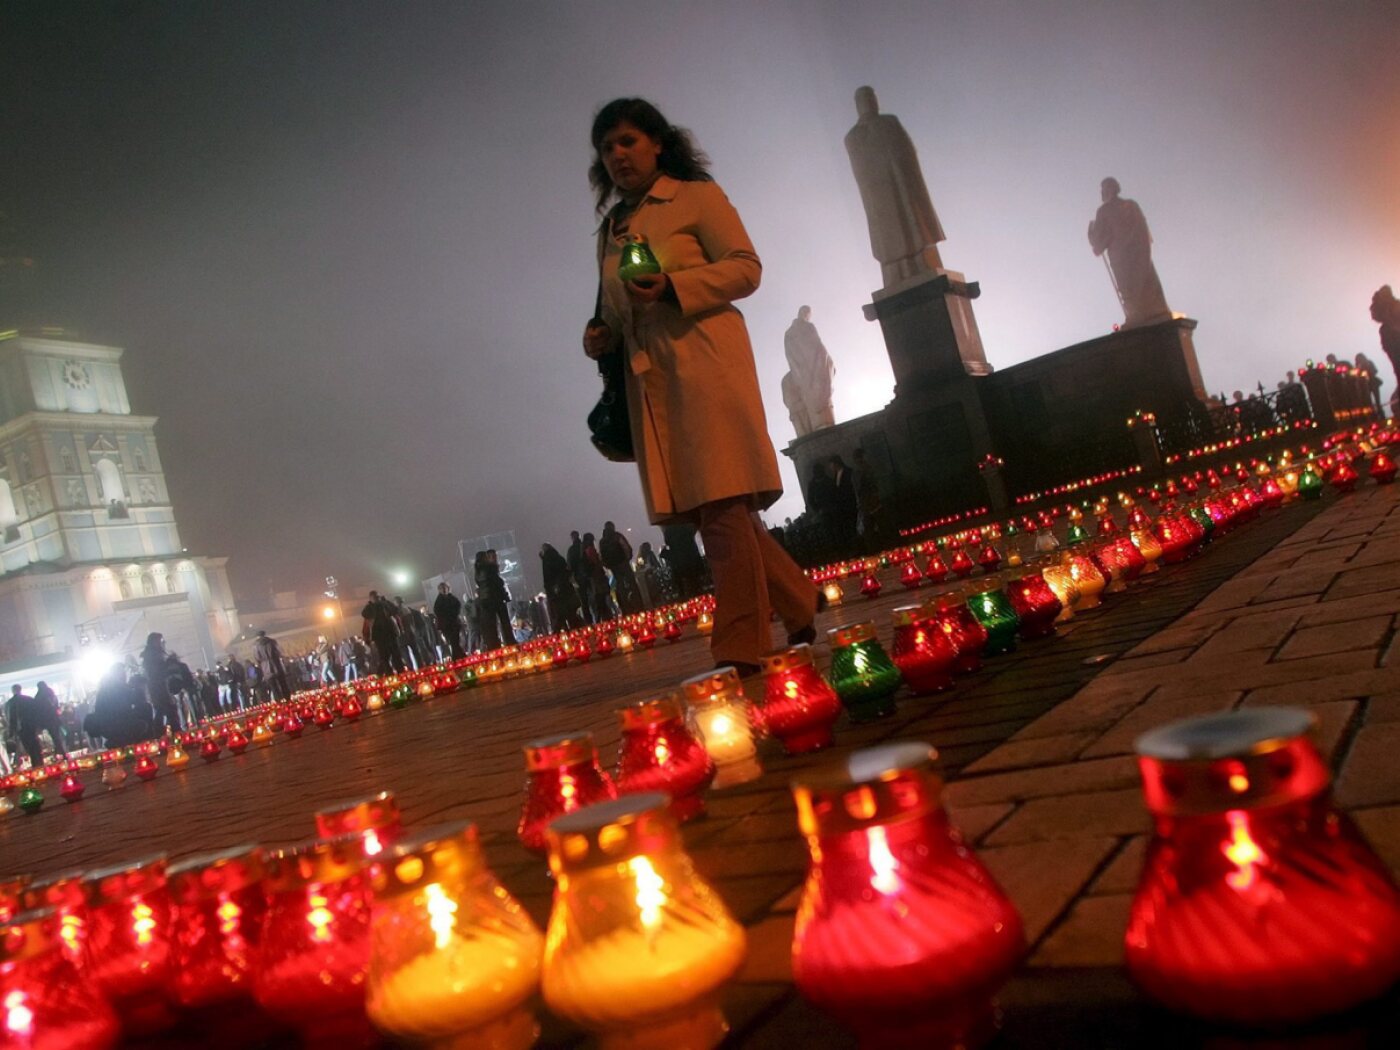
left=433, top=582, right=466, bottom=660
left=566, top=531, right=595, bottom=625
left=141, top=632, right=180, bottom=732
left=474, top=550, right=516, bottom=649
left=600, top=521, right=643, bottom=614
left=32, top=681, right=68, bottom=757
left=254, top=631, right=290, bottom=701
left=362, top=590, right=405, bottom=674
left=541, top=544, right=585, bottom=633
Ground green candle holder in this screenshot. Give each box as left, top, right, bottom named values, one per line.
left=966, top=588, right=1020, bottom=656
left=390, top=684, right=414, bottom=709
left=826, top=622, right=900, bottom=723
left=1066, top=523, right=1090, bottom=546
left=1298, top=467, right=1324, bottom=500
left=618, top=236, right=661, bottom=283
left=1186, top=505, right=1216, bottom=541
left=17, top=786, right=44, bottom=815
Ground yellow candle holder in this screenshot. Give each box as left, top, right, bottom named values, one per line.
left=695, top=611, right=715, bottom=635
left=1129, top=529, right=1163, bottom=574
left=822, top=581, right=844, bottom=607
left=1039, top=562, right=1081, bottom=622
left=1064, top=552, right=1106, bottom=609
left=542, top=795, right=746, bottom=1050
left=680, top=669, right=763, bottom=789
left=165, top=746, right=190, bottom=771
left=368, top=822, right=542, bottom=1050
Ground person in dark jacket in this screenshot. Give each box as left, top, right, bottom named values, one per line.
left=565, top=531, right=595, bottom=625
left=433, top=582, right=466, bottom=660
left=540, top=543, right=585, bottom=632
left=5, top=685, right=43, bottom=767
left=85, top=666, right=156, bottom=748
left=473, top=550, right=516, bottom=648
left=140, top=632, right=181, bottom=732
left=254, top=631, right=291, bottom=701
left=581, top=533, right=614, bottom=623
left=661, top=523, right=706, bottom=599
left=362, top=590, right=405, bottom=674
left=827, top=455, right=860, bottom=556
left=599, top=521, right=644, bottom=614
left=32, top=681, right=68, bottom=757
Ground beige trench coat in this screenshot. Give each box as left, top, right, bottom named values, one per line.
left=598, top=175, right=783, bottom=525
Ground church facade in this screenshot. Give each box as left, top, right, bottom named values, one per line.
left=0, top=330, right=239, bottom=681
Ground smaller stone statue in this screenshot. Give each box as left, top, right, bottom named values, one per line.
left=783, top=306, right=836, bottom=437
left=1088, top=178, right=1172, bottom=328
left=845, top=86, right=946, bottom=289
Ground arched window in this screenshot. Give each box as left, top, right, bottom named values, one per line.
left=132, top=447, right=147, bottom=472
left=93, top=458, right=126, bottom=504
left=119, top=579, right=133, bottom=600
left=141, top=573, right=155, bottom=597
left=59, top=446, right=76, bottom=473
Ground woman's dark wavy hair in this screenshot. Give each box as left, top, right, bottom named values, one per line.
left=590, top=98, right=711, bottom=214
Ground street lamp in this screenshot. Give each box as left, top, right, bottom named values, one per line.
left=391, top=569, right=411, bottom=588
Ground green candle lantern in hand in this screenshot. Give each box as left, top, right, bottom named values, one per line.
left=618, top=236, right=662, bottom=283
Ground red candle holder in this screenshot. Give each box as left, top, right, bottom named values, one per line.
left=929, top=600, right=988, bottom=675
left=0, top=907, right=119, bottom=1049
left=1370, top=451, right=1397, bottom=485
left=134, top=755, right=159, bottom=781
left=860, top=573, right=883, bottom=599
left=614, top=694, right=715, bottom=823
left=949, top=550, right=976, bottom=578
left=226, top=730, right=250, bottom=754
left=890, top=606, right=957, bottom=694
left=81, top=855, right=175, bottom=1035
left=1329, top=461, right=1359, bottom=493
left=757, top=645, right=842, bottom=755
left=899, top=562, right=923, bottom=590
left=254, top=836, right=374, bottom=1047
left=21, top=872, right=88, bottom=969
left=315, top=791, right=402, bottom=859
left=0, top=876, right=29, bottom=924
left=168, top=846, right=266, bottom=1011
left=663, top=620, right=683, bottom=644
left=283, top=716, right=305, bottom=739
left=517, top=733, right=619, bottom=853
left=199, top=739, right=221, bottom=763
left=923, top=554, right=949, bottom=583
left=58, top=774, right=86, bottom=803
left=313, top=707, right=336, bottom=730
left=1126, top=708, right=1400, bottom=1024
left=1004, top=571, right=1063, bottom=640
left=976, top=543, right=1001, bottom=574
left=791, top=742, right=1025, bottom=1048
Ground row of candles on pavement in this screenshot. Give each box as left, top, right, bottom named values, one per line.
left=5, top=430, right=1393, bottom=815
left=4, top=701, right=1398, bottom=1050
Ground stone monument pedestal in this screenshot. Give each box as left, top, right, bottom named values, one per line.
left=862, top=270, right=993, bottom=390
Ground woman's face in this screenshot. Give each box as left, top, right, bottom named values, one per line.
left=599, top=121, right=662, bottom=195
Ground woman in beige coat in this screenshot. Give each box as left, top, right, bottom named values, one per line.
left=582, top=98, right=817, bottom=674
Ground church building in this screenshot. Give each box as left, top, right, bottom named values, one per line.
left=0, top=329, right=239, bottom=688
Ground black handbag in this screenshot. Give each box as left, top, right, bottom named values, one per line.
left=585, top=281, right=635, bottom=462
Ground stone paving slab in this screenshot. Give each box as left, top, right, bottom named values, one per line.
left=4, top=483, right=1400, bottom=1046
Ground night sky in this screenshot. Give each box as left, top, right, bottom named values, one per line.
left=3, top=1, right=1397, bottom=606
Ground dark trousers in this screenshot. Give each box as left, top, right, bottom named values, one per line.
left=440, top=621, right=465, bottom=660
left=479, top=600, right=516, bottom=649
left=18, top=731, right=43, bottom=768
left=374, top=633, right=405, bottom=674
left=573, top=579, right=595, bottom=624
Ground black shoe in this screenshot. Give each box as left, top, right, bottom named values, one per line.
left=786, top=624, right=817, bottom=647
left=785, top=588, right=827, bottom=647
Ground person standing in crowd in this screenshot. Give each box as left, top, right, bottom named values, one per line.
left=315, top=634, right=337, bottom=683
left=140, top=632, right=181, bottom=732
left=473, top=550, right=517, bottom=649
left=852, top=447, right=889, bottom=553
left=636, top=541, right=663, bottom=607
left=581, top=97, right=818, bottom=675
left=84, top=666, right=156, bottom=749
left=165, top=652, right=199, bottom=726
left=362, top=590, right=405, bottom=674
left=599, top=521, right=643, bottom=613
left=5, top=684, right=43, bottom=768
left=226, top=654, right=248, bottom=710
left=540, top=543, right=585, bottom=632
left=660, top=522, right=706, bottom=599
left=433, top=582, right=467, bottom=659
left=828, top=455, right=860, bottom=555
left=391, top=598, right=420, bottom=670
left=566, top=530, right=595, bottom=624
left=254, top=630, right=291, bottom=701
left=197, top=671, right=222, bottom=720
left=581, top=532, right=614, bottom=622
left=1355, top=351, right=1386, bottom=414
left=31, top=681, right=69, bottom=759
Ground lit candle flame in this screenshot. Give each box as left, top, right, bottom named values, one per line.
left=424, top=882, right=458, bottom=950
left=4, top=991, right=33, bottom=1036
left=131, top=901, right=156, bottom=947
left=630, top=856, right=666, bottom=929
left=307, top=893, right=334, bottom=943
left=867, top=826, right=901, bottom=896
left=1223, top=811, right=1267, bottom=891
left=217, top=898, right=241, bottom=936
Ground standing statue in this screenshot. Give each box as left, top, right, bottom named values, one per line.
left=783, top=306, right=836, bottom=437
left=1088, top=178, right=1172, bottom=328
left=845, top=86, right=946, bottom=289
